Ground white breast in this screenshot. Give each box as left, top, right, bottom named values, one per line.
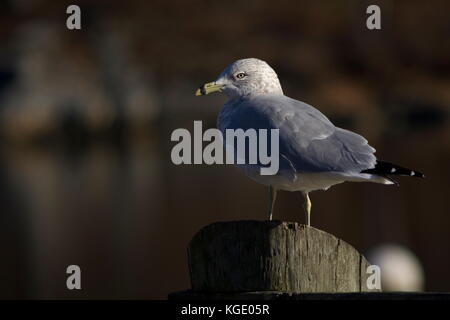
left=240, top=165, right=346, bottom=192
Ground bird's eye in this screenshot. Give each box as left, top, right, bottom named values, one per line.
left=235, top=72, right=246, bottom=80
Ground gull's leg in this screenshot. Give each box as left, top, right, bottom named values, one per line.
left=268, top=186, right=278, bottom=220
left=302, top=192, right=312, bottom=226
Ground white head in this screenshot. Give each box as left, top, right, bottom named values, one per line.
left=196, top=58, right=283, bottom=99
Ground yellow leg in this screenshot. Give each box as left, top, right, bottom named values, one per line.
left=303, top=192, right=311, bottom=226
left=268, top=186, right=277, bottom=220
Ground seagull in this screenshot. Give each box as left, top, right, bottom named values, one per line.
left=195, top=58, right=423, bottom=226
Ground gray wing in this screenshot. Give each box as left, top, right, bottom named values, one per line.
left=218, top=94, right=376, bottom=177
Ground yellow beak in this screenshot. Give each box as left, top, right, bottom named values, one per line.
left=195, top=82, right=225, bottom=96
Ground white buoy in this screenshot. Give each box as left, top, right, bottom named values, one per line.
left=367, top=244, right=425, bottom=292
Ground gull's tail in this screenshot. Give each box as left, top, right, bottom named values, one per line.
left=361, top=161, right=425, bottom=178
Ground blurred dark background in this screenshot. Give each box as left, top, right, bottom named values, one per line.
left=0, top=0, right=448, bottom=298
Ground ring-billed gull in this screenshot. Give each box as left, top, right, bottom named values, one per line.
left=195, top=58, right=424, bottom=225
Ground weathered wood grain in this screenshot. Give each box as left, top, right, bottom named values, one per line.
left=188, top=220, right=379, bottom=293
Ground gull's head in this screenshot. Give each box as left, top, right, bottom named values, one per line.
left=195, top=58, right=283, bottom=99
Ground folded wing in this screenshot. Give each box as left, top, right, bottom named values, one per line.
left=218, top=95, right=377, bottom=178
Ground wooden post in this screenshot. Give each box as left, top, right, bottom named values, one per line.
left=172, top=220, right=380, bottom=299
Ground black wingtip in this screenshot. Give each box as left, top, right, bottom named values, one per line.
left=362, top=161, right=425, bottom=179
left=385, top=176, right=400, bottom=186
left=411, top=170, right=425, bottom=178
